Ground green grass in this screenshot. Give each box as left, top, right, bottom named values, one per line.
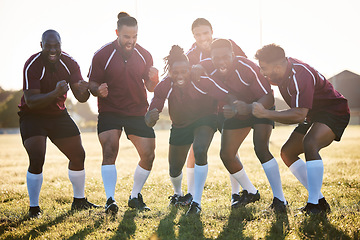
left=0, top=126, right=359, bottom=239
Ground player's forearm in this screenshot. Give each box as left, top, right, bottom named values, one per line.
left=263, top=108, right=307, bottom=124
left=89, top=82, right=100, bottom=96
left=145, top=79, right=159, bottom=92
left=24, top=91, right=60, bottom=109
left=73, top=90, right=90, bottom=103
left=257, top=93, right=274, bottom=110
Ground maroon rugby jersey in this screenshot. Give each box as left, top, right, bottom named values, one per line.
left=277, top=58, right=349, bottom=118
left=88, top=40, right=153, bottom=116
left=186, top=39, right=247, bottom=66
left=19, top=52, right=83, bottom=114
left=148, top=76, right=227, bottom=128
left=200, top=56, right=272, bottom=119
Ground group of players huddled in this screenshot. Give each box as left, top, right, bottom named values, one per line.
left=19, top=12, right=349, bottom=218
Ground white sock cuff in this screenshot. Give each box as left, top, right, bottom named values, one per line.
left=306, top=159, right=323, bottom=168
left=187, top=167, right=194, bottom=173
left=68, top=169, right=85, bottom=176
left=194, top=164, right=208, bottom=172
left=135, top=164, right=151, bottom=175
left=231, top=168, right=245, bottom=178
left=170, top=172, right=183, bottom=181
left=27, top=171, right=43, bottom=179
left=102, top=164, right=116, bottom=171
left=289, top=158, right=305, bottom=172
left=261, top=158, right=278, bottom=169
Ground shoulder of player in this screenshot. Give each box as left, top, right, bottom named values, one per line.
left=23, top=52, right=43, bottom=73
left=92, top=41, right=116, bottom=59
left=134, top=43, right=152, bottom=58
left=290, top=58, right=318, bottom=79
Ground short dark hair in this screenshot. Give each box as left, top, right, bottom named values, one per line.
left=117, top=11, right=137, bottom=30
left=163, top=45, right=189, bottom=75
left=42, top=29, right=61, bottom=43
left=191, top=18, right=212, bottom=31
left=210, top=39, right=233, bottom=52
left=255, top=44, right=286, bottom=63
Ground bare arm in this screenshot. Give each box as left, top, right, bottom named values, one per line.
left=252, top=102, right=308, bottom=124
left=70, top=80, right=90, bottom=103
left=24, top=80, right=69, bottom=109
left=233, top=93, right=274, bottom=116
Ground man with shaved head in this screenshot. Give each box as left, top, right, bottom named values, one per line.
left=19, top=29, right=99, bottom=218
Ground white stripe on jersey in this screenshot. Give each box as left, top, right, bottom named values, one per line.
left=235, top=69, right=250, bottom=86
left=39, top=67, right=45, bottom=80
left=210, top=69, right=217, bottom=76
left=166, top=82, right=173, bottom=99
left=191, top=81, right=207, bottom=94
left=238, top=59, right=268, bottom=94
left=291, top=69, right=300, bottom=107
left=134, top=48, right=146, bottom=65
left=186, top=45, right=197, bottom=55
left=88, top=42, right=113, bottom=78
left=293, top=63, right=316, bottom=86
left=105, top=49, right=116, bottom=70
left=201, top=76, right=229, bottom=93
left=25, top=53, right=42, bottom=90
left=60, top=59, right=71, bottom=75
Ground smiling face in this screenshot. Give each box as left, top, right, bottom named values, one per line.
left=258, top=60, right=286, bottom=85
left=211, top=47, right=234, bottom=76
left=41, top=32, right=61, bottom=63
left=192, top=25, right=213, bottom=52
left=169, top=61, right=191, bottom=88
left=116, top=25, right=138, bottom=53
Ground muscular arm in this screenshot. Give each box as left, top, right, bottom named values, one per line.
left=233, top=93, right=274, bottom=116
left=24, top=80, right=69, bottom=109
left=252, top=102, right=308, bottom=124
left=70, top=80, right=90, bottom=103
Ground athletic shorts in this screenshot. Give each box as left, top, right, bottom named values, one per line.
left=217, top=112, right=226, bottom=132
left=18, top=110, right=80, bottom=143
left=294, top=111, right=350, bottom=141
left=169, top=114, right=217, bottom=146
left=97, top=112, right=155, bottom=139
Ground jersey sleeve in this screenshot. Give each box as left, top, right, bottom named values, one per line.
left=142, top=51, right=154, bottom=82
left=148, top=79, right=168, bottom=112
left=68, top=57, right=83, bottom=84
left=192, top=76, right=229, bottom=102
left=23, top=56, right=42, bottom=90
left=230, top=39, right=247, bottom=58
left=237, top=58, right=271, bottom=100
left=88, top=52, right=106, bottom=84
left=289, top=71, right=314, bottom=109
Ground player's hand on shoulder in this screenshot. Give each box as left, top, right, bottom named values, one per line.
left=98, top=83, right=108, bottom=98
left=55, top=80, right=69, bottom=96
left=145, top=108, right=159, bottom=127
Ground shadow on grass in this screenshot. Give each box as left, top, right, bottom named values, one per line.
left=0, top=215, right=29, bottom=236
left=109, top=209, right=137, bottom=240
left=178, top=211, right=206, bottom=240
left=216, top=206, right=256, bottom=240
left=4, top=209, right=73, bottom=240
left=299, top=213, right=352, bottom=239
left=65, top=213, right=105, bottom=240
left=265, top=210, right=289, bottom=240
left=155, top=206, right=179, bottom=240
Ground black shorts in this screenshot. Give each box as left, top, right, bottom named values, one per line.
left=18, top=110, right=80, bottom=143
left=217, top=112, right=226, bottom=132
left=169, top=115, right=217, bottom=146
left=97, top=112, right=155, bottom=139
left=223, top=115, right=274, bottom=130
left=294, top=111, right=350, bottom=141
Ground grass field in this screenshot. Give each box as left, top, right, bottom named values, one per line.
left=0, top=126, right=359, bottom=239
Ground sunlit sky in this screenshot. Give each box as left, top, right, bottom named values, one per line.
left=1, top=0, right=359, bottom=112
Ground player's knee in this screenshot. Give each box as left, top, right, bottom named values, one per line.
left=28, top=158, right=45, bottom=174
left=303, top=137, right=319, bottom=154
left=220, top=149, right=233, bottom=163
left=193, top=146, right=207, bottom=162
left=169, top=166, right=182, bottom=178
left=254, top=144, right=270, bottom=162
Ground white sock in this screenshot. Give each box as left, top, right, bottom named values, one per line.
left=230, top=174, right=241, bottom=194
left=193, top=164, right=208, bottom=207
left=131, top=165, right=150, bottom=199
left=186, top=167, right=195, bottom=196
left=231, top=169, right=257, bottom=194
left=27, top=171, right=43, bottom=207
left=68, top=169, right=85, bottom=199
left=101, top=165, right=117, bottom=200
left=289, top=159, right=324, bottom=199
left=170, top=172, right=183, bottom=196
left=306, top=160, right=324, bottom=204
left=262, top=158, right=286, bottom=202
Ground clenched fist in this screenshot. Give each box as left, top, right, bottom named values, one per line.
left=145, top=108, right=159, bottom=127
